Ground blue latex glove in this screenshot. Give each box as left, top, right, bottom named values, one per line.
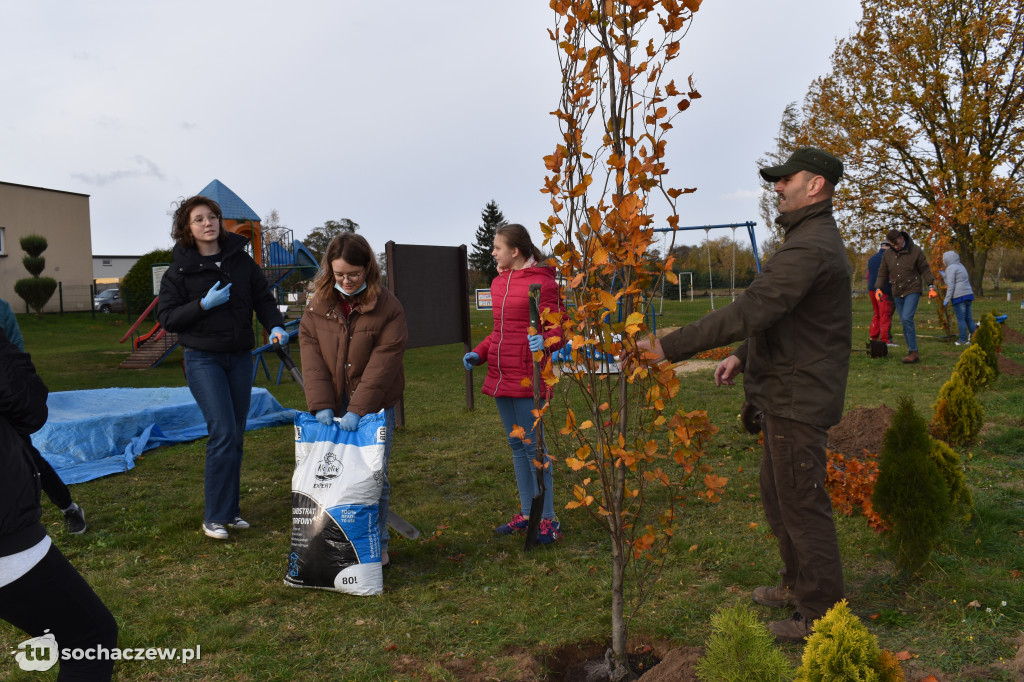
left=270, top=326, right=288, bottom=345
left=200, top=281, right=232, bottom=310
left=528, top=334, right=544, bottom=352
left=338, top=411, right=360, bottom=431
left=315, top=409, right=334, bottom=425
left=463, top=352, right=480, bottom=371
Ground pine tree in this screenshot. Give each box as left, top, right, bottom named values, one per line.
left=469, top=200, right=506, bottom=285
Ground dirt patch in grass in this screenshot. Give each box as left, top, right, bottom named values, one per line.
left=998, top=353, right=1024, bottom=376
left=540, top=639, right=701, bottom=681
left=828, top=405, right=895, bottom=457
left=1002, top=325, right=1024, bottom=345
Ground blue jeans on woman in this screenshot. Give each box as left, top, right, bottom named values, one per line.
left=952, top=300, right=976, bottom=343
left=893, top=292, right=921, bottom=351
left=185, top=349, right=253, bottom=524
left=495, top=397, right=555, bottom=520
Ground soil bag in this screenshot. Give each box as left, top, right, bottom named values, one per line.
left=284, top=410, right=386, bottom=596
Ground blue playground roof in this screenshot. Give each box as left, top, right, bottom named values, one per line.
left=197, top=179, right=261, bottom=221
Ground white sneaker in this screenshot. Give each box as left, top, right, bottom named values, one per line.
left=886, top=342, right=898, bottom=347
left=228, top=517, right=250, bottom=529
left=202, top=521, right=229, bottom=540
left=955, top=341, right=968, bottom=346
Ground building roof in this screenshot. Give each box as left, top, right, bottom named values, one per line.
left=197, top=179, right=260, bottom=222
left=0, top=180, right=90, bottom=198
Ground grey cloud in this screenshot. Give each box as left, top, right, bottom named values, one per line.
left=71, top=155, right=166, bottom=186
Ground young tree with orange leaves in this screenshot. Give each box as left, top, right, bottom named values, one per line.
left=542, top=1, right=717, bottom=679
left=798, top=0, right=1024, bottom=294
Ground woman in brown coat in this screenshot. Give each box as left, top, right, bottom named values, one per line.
left=298, top=233, right=407, bottom=567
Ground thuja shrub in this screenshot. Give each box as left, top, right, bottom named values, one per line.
left=930, top=372, right=983, bottom=446
left=952, top=343, right=994, bottom=392
left=825, top=450, right=887, bottom=531
left=872, top=396, right=952, bottom=578
left=695, top=603, right=796, bottom=682
left=795, top=600, right=905, bottom=682
left=929, top=438, right=973, bottom=523
left=971, top=312, right=1000, bottom=378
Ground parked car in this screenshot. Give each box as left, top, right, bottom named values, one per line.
left=94, top=288, right=125, bottom=313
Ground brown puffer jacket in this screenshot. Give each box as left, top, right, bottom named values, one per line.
left=660, top=200, right=852, bottom=428
left=298, top=287, right=407, bottom=417
left=874, top=232, right=934, bottom=298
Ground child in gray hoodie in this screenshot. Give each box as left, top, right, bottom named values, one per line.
left=942, top=251, right=976, bottom=345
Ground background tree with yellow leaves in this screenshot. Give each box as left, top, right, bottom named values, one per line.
left=542, top=1, right=717, bottom=679
left=797, top=0, right=1024, bottom=294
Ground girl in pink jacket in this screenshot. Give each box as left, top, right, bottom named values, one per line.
left=463, top=224, right=565, bottom=544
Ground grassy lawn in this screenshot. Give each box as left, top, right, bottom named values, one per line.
left=2, top=296, right=1023, bottom=681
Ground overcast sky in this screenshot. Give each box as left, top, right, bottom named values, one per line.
left=0, top=1, right=863, bottom=258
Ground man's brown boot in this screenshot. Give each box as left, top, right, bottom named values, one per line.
left=752, top=584, right=795, bottom=608
left=768, top=611, right=812, bottom=642
left=902, top=350, right=919, bottom=364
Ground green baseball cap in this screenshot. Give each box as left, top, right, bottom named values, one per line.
left=760, top=147, right=844, bottom=185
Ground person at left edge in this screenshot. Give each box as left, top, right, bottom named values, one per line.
left=298, top=232, right=407, bottom=569
left=158, top=196, right=287, bottom=541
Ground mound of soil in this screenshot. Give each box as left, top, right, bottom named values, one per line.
left=998, top=353, right=1024, bottom=376
left=827, top=405, right=895, bottom=457
left=1002, top=325, right=1024, bottom=344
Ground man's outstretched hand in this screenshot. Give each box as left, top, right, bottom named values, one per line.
left=714, top=355, right=742, bottom=386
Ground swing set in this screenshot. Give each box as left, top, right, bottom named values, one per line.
left=653, top=221, right=762, bottom=313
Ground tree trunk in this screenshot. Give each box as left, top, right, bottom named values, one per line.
left=965, top=247, right=988, bottom=296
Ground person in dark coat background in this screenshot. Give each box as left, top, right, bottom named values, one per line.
left=866, top=242, right=895, bottom=347
left=0, top=327, right=118, bottom=680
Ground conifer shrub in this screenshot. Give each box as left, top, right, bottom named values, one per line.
left=695, top=603, right=795, bottom=682
left=928, top=438, right=973, bottom=523
left=795, top=600, right=905, bottom=682
left=930, top=372, right=983, bottom=446
left=872, top=397, right=952, bottom=578
left=13, top=235, right=58, bottom=316
left=952, top=343, right=994, bottom=392
left=971, top=312, right=1000, bottom=377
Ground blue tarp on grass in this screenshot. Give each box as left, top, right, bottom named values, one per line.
left=30, top=387, right=296, bottom=485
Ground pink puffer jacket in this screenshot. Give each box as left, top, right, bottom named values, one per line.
left=472, top=265, right=565, bottom=399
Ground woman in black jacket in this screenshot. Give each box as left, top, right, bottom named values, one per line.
left=158, top=195, right=287, bottom=541
left=0, top=328, right=118, bottom=680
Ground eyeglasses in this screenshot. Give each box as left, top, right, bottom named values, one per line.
left=335, top=271, right=364, bottom=283
left=190, top=215, right=220, bottom=226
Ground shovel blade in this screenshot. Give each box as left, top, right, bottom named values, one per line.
left=523, top=493, right=545, bottom=551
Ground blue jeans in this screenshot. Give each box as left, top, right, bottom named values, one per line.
left=495, top=397, right=555, bottom=520
left=952, top=300, right=976, bottom=343
left=185, top=349, right=253, bottom=524
left=893, top=292, right=921, bottom=351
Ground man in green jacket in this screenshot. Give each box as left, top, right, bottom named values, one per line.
left=644, top=147, right=851, bottom=641
left=875, top=229, right=936, bottom=364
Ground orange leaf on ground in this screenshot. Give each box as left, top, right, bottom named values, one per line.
left=895, top=651, right=913, bottom=661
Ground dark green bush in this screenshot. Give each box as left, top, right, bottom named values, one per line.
left=872, top=396, right=951, bottom=578
left=18, top=234, right=48, bottom=258
left=121, top=249, right=173, bottom=316
left=14, top=278, right=58, bottom=315
left=14, top=235, right=56, bottom=316
left=21, top=255, right=46, bottom=277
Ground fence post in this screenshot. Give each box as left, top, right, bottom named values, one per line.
left=59, top=281, right=64, bottom=316
left=91, top=283, right=96, bottom=319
